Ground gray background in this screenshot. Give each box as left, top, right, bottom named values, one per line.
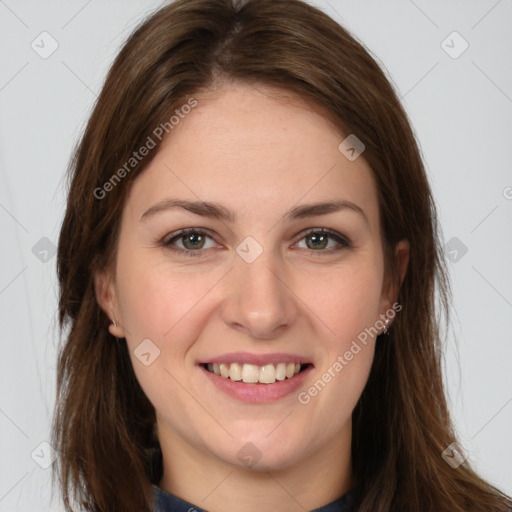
left=0, top=0, right=511, bottom=510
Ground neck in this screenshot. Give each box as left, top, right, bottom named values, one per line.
left=157, top=421, right=353, bottom=512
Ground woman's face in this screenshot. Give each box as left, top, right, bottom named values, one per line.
left=97, top=84, right=407, bottom=472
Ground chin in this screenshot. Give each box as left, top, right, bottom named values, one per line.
left=214, top=437, right=308, bottom=472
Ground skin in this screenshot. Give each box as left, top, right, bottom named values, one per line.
left=95, top=83, right=409, bottom=512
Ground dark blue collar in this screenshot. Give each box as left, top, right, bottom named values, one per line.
left=152, top=484, right=355, bottom=511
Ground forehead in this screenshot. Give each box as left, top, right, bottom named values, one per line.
left=123, top=83, right=380, bottom=229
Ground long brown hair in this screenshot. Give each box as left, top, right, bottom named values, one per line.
left=52, top=0, right=512, bottom=511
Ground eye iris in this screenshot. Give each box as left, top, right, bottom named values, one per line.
left=306, top=233, right=328, bottom=250
left=183, top=233, right=205, bottom=250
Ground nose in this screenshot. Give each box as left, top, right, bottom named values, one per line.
left=220, top=249, right=298, bottom=340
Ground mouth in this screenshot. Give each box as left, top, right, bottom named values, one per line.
left=198, top=353, right=315, bottom=403
left=200, top=362, right=313, bottom=385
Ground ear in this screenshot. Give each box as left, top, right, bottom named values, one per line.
left=394, top=238, right=410, bottom=290
left=93, top=268, right=126, bottom=338
left=379, top=239, right=410, bottom=324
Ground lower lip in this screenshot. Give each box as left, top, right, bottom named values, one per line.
left=200, top=365, right=314, bottom=404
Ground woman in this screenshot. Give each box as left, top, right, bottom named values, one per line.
left=52, top=0, right=512, bottom=511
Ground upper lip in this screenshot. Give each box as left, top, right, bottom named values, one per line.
left=199, top=351, right=313, bottom=366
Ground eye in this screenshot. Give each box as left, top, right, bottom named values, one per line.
left=295, top=228, right=351, bottom=253
left=161, top=227, right=351, bottom=257
left=161, top=228, right=219, bottom=256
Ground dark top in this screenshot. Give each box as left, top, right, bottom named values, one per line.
left=152, top=483, right=356, bottom=512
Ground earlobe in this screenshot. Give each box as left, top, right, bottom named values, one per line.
left=93, top=269, right=125, bottom=338
left=107, top=321, right=124, bottom=339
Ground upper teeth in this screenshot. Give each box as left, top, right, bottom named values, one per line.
left=206, top=362, right=302, bottom=384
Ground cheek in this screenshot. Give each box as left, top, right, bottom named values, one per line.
left=304, top=257, right=384, bottom=343
left=114, top=258, right=230, bottom=407
left=115, top=250, right=224, bottom=340
left=113, top=261, right=214, bottom=408
left=294, top=259, right=382, bottom=416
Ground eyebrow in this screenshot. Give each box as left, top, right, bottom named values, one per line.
left=140, top=198, right=368, bottom=225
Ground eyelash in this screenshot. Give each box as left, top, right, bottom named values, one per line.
left=160, top=227, right=351, bottom=257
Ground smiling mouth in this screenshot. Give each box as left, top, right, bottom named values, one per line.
left=201, top=362, right=312, bottom=384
